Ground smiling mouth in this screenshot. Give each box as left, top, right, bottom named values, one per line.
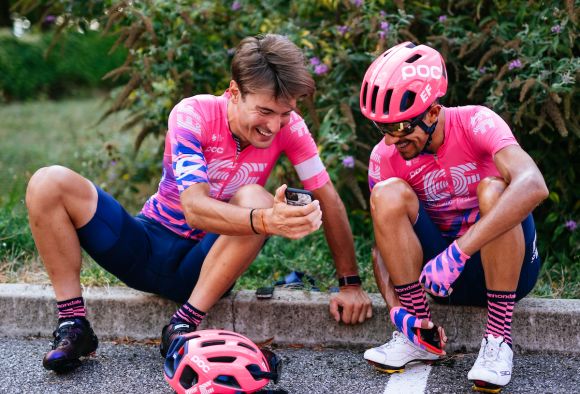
left=396, top=141, right=411, bottom=149
left=256, top=127, right=273, bottom=137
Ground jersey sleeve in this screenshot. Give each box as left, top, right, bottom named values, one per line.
left=168, top=101, right=209, bottom=194
left=466, top=106, right=519, bottom=157
left=368, top=142, right=395, bottom=191
left=282, top=113, right=330, bottom=190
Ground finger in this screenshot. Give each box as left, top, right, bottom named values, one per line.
left=418, top=317, right=434, bottom=330
left=329, top=298, right=340, bottom=322
left=438, top=326, right=448, bottom=344
left=274, top=184, right=287, bottom=203
left=349, top=303, right=362, bottom=325
left=366, top=302, right=373, bottom=319
left=340, top=303, right=353, bottom=325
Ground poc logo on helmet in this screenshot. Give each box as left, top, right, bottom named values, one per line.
left=401, top=65, right=443, bottom=81
left=190, top=355, right=211, bottom=373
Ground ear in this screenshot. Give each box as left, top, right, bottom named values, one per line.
left=229, top=80, right=240, bottom=103
left=427, top=104, right=441, bottom=123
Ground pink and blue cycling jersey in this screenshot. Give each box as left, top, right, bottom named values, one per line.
left=368, top=105, right=518, bottom=238
left=141, top=91, right=330, bottom=240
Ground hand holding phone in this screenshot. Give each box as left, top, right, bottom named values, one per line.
left=285, top=187, right=313, bottom=206
left=415, top=326, right=446, bottom=356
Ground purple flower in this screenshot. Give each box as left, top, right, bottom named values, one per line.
left=231, top=1, right=241, bottom=11
left=351, top=0, right=363, bottom=7
left=508, top=59, right=522, bottom=70
left=337, top=25, right=349, bottom=35
left=379, top=11, right=387, bottom=18
left=551, top=24, right=562, bottom=34
left=310, top=57, right=321, bottom=66
left=314, top=64, right=329, bottom=75
left=380, top=21, right=390, bottom=32
left=110, top=160, right=117, bottom=167
left=378, top=31, right=386, bottom=40
left=342, top=156, right=355, bottom=168
left=44, top=15, right=56, bottom=23
left=479, top=67, right=487, bottom=73
left=565, top=220, right=577, bottom=231
left=438, top=15, right=447, bottom=22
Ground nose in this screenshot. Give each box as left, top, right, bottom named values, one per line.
left=383, top=134, right=400, bottom=146
left=267, top=116, right=283, bottom=134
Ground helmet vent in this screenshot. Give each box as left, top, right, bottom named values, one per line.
left=238, top=342, right=258, bottom=352
left=361, top=82, right=368, bottom=109
left=383, top=89, right=393, bottom=115
left=179, top=365, right=199, bottom=389
left=405, top=54, right=422, bottom=63
left=215, top=375, right=242, bottom=389
left=201, top=340, right=226, bottom=347
left=382, top=49, right=393, bottom=57
left=207, top=356, right=237, bottom=363
left=371, top=85, right=379, bottom=114
left=400, top=91, right=416, bottom=111
left=405, top=42, right=416, bottom=48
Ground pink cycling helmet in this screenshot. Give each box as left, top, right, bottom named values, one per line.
left=360, top=41, right=447, bottom=123
left=164, top=329, right=281, bottom=394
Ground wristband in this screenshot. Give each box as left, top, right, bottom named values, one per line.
left=250, top=208, right=259, bottom=234
left=338, top=275, right=361, bottom=287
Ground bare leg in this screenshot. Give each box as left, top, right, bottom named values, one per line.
left=26, top=166, right=97, bottom=301
left=370, top=178, right=422, bottom=285
left=371, top=245, right=400, bottom=309
left=187, top=184, right=272, bottom=311
left=478, top=177, right=525, bottom=291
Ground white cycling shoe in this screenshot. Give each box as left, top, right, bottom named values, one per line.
left=468, top=334, right=513, bottom=393
left=364, top=331, right=441, bottom=373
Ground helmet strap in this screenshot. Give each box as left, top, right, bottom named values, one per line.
left=417, top=119, right=438, bottom=153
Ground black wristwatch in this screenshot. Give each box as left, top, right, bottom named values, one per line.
left=338, top=275, right=362, bottom=287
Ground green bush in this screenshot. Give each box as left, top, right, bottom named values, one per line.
left=17, top=0, right=579, bottom=294
left=0, top=31, right=126, bottom=100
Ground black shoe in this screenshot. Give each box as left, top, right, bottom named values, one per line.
left=160, top=322, right=196, bottom=358
left=43, top=318, right=99, bottom=373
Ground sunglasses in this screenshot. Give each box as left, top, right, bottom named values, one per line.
left=373, top=106, right=432, bottom=138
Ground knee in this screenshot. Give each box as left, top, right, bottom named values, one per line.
left=229, top=184, right=273, bottom=208
left=26, top=165, right=72, bottom=210
left=477, top=177, right=507, bottom=214
left=370, top=178, right=416, bottom=219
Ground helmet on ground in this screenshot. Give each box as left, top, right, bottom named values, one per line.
left=164, top=329, right=281, bottom=394
left=360, top=42, right=447, bottom=123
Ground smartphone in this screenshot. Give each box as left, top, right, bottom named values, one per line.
left=415, top=326, right=445, bottom=356
left=255, top=286, right=274, bottom=299
left=285, top=187, right=313, bottom=206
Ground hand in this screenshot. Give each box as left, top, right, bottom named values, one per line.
left=419, top=240, right=469, bottom=297
left=264, top=185, right=322, bottom=239
left=390, top=306, right=447, bottom=355
left=329, top=286, right=373, bottom=324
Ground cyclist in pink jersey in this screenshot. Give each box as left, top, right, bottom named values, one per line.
left=359, top=42, right=547, bottom=392
left=26, top=34, right=372, bottom=373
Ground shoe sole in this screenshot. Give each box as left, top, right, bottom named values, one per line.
left=471, top=380, right=503, bottom=393
left=366, top=358, right=439, bottom=374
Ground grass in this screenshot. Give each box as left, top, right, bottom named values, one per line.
left=0, top=97, right=577, bottom=299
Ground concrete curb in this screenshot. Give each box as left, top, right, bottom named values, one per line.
left=1, top=284, right=578, bottom=353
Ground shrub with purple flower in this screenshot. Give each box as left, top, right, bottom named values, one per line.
left=508, top=59, right=522, bottom=70
left=565, top=220, right=577, bottom=231
left=314, top=64, right=329, bottom=75
left=342, top=156, right=355, bottom=168
left=551, top=25, right=561, bottom=34
left=231, top=1, right=241, bottom=11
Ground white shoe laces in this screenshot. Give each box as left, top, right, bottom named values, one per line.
left=382, top=331, right=408, bottom=349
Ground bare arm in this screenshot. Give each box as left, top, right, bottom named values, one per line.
left=457, top=145, right=548, bottom=255
left=180, top=183, right=322, bottom=238
left=313, top=181, right=373, bottom=324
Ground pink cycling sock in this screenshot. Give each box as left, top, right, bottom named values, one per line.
left=484, top=290, right=516, bottom=347
left=57, top=296, right=86, bottom=320
left=394, top=281, right=431, bottom=320
left=170, top=302, right=206, bottom=328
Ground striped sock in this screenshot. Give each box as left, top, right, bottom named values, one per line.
left=57, top=296, right=86, bottom=320
left=170, top=302, right=206, bottom=328
left=394, top=281, right=431, bottom=320
left=485, top=290, right=516, bottom=347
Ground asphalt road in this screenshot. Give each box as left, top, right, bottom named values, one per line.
left=1, top=337, right=579, bottom=393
